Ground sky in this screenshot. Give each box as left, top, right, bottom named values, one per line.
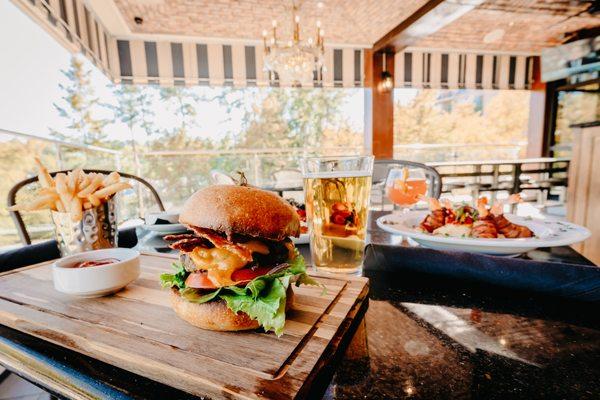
left=0, top=1, right=367, bottom=146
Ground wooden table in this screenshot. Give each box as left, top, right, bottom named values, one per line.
left=0, top=213, right=598, bottom=399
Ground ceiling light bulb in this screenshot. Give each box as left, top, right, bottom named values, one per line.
left=317, top=20, right=321, bottom=28
left=272, top=20, right=277, bottom=27
left=317, top=2, right=324, bottom=8
left=295, top=15, right=300, bottom=23
left=262, top=29, right=267, bottom=37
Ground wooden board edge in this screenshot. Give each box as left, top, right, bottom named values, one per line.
left=0, top=337, right=96, bottom=400
left=0, top=302, right=259, bottom=400
left=296, top=279, right=370, bottom=399
left=271, top=281, right=349, bottom=379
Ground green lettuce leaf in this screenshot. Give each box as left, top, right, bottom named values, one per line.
left=287, top=251, right=321, bottom=289
left=160, top=262, right=189, bottom=289
left=180, top=287, right=222, bottom=304
left=220, top=275, right=292, bottom=336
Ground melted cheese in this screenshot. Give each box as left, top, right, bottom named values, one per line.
left=284, top=241, right=295, bottom=260
left=189, top=247, right=248, bottom=286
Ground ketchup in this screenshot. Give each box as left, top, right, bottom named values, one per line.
left=73, top=258, right=119, bottom=268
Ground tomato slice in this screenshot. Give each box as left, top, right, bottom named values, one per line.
left=185, top=271, right=217, bottom=289
left=231, top=266, right=272, bottom=282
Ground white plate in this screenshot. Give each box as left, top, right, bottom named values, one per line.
left=142, top=223, right=188, bottom=234
left=376, top=211, right=591, bottom=256
left=292, top=233, right=310, bottom=245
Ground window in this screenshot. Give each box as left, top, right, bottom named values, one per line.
left=553, top=83, right=600, bottom=157
left=393, top=89, right=531, bottom=162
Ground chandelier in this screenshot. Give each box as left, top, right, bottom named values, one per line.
left=262, top=1, right=325, bottom=86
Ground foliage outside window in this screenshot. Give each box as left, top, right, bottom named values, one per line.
left=393, top=89, right=531, bottom=162
left=554, top=87, right=600, bottom=157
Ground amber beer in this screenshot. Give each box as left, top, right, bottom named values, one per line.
left=302, top=156, right=373, bottom=274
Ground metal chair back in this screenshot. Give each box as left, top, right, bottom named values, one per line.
left=372, top=159, right=442, bottom=210
left=7, top=169, right=165, bottom=245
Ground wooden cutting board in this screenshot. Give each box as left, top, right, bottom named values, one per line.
left=0, top=253, right=369, bottom=399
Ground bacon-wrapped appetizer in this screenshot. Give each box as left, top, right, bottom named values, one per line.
left=471, top=197, right=498, bottom=238
left=490, top=194, right=534, bottom=238
left=420, top=198, right=453, bottom=233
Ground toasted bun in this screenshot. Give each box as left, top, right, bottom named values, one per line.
left=170, top=286, right=295, bottom=332
left=179, top=185, right=301, bottom=240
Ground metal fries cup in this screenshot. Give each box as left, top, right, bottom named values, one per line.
left=51, top=197, right=118, bottom=257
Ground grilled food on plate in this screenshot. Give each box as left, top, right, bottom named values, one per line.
left=160, top=184, right=319, bottom=336
left=419, top=195, right=534, bottom=239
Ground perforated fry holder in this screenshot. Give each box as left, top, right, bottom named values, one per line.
left=51, top=196, right=118, bottom=257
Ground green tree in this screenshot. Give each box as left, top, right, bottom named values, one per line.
left=394, top=89, right=530, bottom=161
left=240, top=88, right=350, bottom=149
left=50, top=56, right=110, bottom=146
left=222, top=87, right=361, bottom=181
left=145, top=86, right=215, bottom=204
left=110, top=85, right=158, bottom=216
left=158, top=87, right=201, bottom=140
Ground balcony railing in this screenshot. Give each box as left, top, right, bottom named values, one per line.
left=1, top=128, right=528, bottom=248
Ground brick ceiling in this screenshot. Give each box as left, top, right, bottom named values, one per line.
left=112, top=0, right=429, bottom=46
left=112, top=0, right=599, bottom=51
left=413, top=0, right=599, bottom=52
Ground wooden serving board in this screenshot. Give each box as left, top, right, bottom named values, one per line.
left=0, top=253, right=369, bottom=399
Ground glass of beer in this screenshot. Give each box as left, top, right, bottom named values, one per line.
left=301, top=156, right=373, bottom=274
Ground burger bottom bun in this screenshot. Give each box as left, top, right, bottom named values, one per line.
left=170, top=286, right=295, bottom=332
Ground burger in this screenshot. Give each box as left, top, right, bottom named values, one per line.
left=160, top=184, right=317, bottom=336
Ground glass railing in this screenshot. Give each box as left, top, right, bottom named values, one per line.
left=1, top=128, right=529, bottom=250
left=393, top=142, right=527, bottom=163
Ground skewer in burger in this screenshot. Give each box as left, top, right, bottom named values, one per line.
left=160, top=184, right=318, bottom=336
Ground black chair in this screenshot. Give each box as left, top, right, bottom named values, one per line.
left=7, top=170, right=165, bottom=246
left=372, top=160, right=442, bottom=210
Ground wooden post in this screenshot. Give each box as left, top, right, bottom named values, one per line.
left=364, top=49, right=394, bottom=159
left=526, top=56, right=548, bottom=157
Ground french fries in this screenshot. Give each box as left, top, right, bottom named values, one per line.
left=8, top=159, right=132, bottom=222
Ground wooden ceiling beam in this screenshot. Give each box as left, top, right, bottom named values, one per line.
left=373, top=0, right=485, bottom=53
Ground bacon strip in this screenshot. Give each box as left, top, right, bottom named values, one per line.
left=492, top=215, right=533, bottom=238
left=169, top=237, right=211, bottom=252
left=164, top=233, right=197, bottom=241
left=189, top=227, right=254, bottom=262
left=471, top=219, right=498, bottom=238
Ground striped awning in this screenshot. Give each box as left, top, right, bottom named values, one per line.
left=15, top=0, right=537, bottom=91
left=111, top=39, right=364, bottom=88
left=395, top=49, right=536, bottom=90
left=14, top=0, right=364, bottom=88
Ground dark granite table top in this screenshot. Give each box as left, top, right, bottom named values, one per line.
left=0, top=212, right=598, bottom=399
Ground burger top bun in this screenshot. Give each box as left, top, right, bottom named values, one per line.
left=179, top=185, right=301, bottom=241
